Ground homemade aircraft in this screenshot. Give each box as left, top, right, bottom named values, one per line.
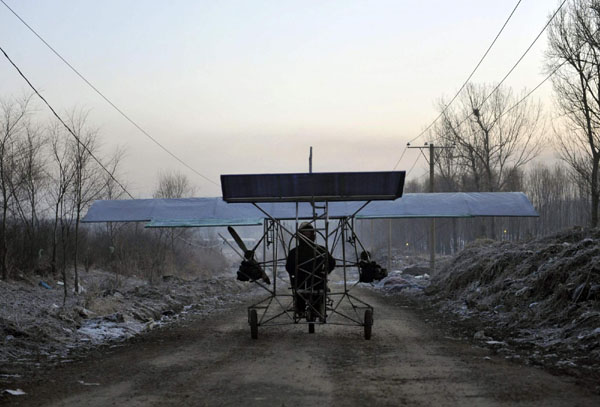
left=83, top=171, right=538, bottom=340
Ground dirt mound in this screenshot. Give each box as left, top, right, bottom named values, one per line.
left=426, top=227, right=600, bottom=377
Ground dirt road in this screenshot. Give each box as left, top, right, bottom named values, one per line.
left=4, top=288, right=599, bottom=406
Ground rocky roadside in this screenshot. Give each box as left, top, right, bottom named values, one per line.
left=0, top=268, right=259, bottom=395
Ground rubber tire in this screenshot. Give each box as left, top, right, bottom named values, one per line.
left=307, top=309, right=315, bottom=334
left=250, top=310, right=258, bottom=339
left=364, top=309, right=373, bottom=340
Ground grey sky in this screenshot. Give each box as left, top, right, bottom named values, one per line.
left=0, top=0, right=557, bottom=197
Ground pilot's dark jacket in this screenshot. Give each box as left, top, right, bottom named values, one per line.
left=286, top=240, right=335, bottom=291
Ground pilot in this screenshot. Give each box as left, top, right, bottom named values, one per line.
left=285, top=222, right=335, bottom=318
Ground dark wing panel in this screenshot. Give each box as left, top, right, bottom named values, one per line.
left=221, top=171, right=405, bottom=203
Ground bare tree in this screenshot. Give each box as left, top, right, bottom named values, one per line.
left=97, top=146, right=127, bottom=271
left=434, top=83, right=544, bottom=192
left=153, top=170, right=196, bottom=199
left=526, top=163, right=587, bottom=233
left=66, top=110, right=105, bottom=293
left=48, top=125, right=76, bottom=303
left=10, top=121, right=47, bottom=270
left=0, top=95, right=32, bottom=280
left=150, top=170, right=196, bottom=281
left=100, top=146, right=127, bottom=201
left=546, top=0, right=600, bottom=227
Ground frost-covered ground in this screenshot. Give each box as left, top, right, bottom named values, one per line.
left=3, top=228, right=600, bottom=394
left=371, top=228, right=600, bottom=388
left=0, top=267, right=258, bottom=391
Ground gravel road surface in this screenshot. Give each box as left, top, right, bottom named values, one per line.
left=4, top=288, right=599, bottom=406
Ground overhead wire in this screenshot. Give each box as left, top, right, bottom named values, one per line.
left=489, top=24, right=600, bottom=128
left=477, top=0, right=567, bottom=109
left=391, top=147, right=408, bottom=171
left=0, top=44, right=135, bottom=199
left=2, top=44, right=221, bottom=249
left=405, top=152, right=422, bottom=177
left=0, top=0, right=219, bottom=187
left=445, top=0, right=568, bottom=134
left=0, top=0, right=567, bottom=182
left=419, top=148, right=429, bottom=165
left=392, top=0, right=524, bottom=170
left=489, top=56, right=568, bottom=128
left=409, top=0, right=524, bottom=145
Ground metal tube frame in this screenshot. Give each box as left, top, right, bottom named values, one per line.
left=246, top=201, right=374, bottom=332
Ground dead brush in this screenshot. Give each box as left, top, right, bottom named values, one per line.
left=98, top=273, right=124, bottom=296
left=82, top=278, right=103, bottom=309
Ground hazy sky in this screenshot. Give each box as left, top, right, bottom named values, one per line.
left=0, top=0, right=559, bottom=197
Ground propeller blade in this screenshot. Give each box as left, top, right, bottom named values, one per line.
left=227, top=227, right=271, bottom=285
left=227, top=226, right=249, bottom=254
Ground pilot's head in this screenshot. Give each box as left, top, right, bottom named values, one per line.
left=298, top=222, right=316, bottom=242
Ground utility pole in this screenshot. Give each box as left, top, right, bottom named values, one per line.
left=387, top=219, right=392, bottom=273
left=407, top=142, right=454, bottom=272
left=309, top=146, right=313, bottom=173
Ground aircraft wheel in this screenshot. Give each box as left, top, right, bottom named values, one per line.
left=364, top=309, right=373, bottom=340
left=249, top=309, right=258, bottom=339
left=307, top=309, right=315, bottom=334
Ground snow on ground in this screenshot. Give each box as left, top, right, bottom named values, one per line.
left=0, top=267, right=258, bottom=387
left=371, top=228, right=600, bottom=385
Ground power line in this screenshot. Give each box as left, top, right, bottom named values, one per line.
left=490, top=62, right=559, bottom=127
left=0, top=0, right=219, bottom=187
left=490, top=24, right=600, bottom=129
left=409, top=0, right=524, bottom=145
left=0, top=45, right=135, bottom=200
left=392, top=147, right=408, bottom=171
left=449, top=0, right=568, bottom=133
left=405, top=152, right=422, bottom=177
left=479, top=0, right=567, bottom=109
left=2, top=45, right=216, bottom=250
left=393, top=0, right=524, bottom=170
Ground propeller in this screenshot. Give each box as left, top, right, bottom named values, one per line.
left=227, top=226, right=271, bottom=285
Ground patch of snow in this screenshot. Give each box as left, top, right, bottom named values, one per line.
left=577, top=328, right=600, bottom=340
left=556, top=360, right=577, bottom=368
left=77, top=380, right=100, bottom=386
left=78, top=319, right=146, bottom=344
left=3, top=389, right=26, bottom=396
left=514, top=287, right=529, bottom=297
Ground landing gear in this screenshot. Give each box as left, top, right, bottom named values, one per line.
left=364, top=309, right=373, bottom=340
left=307, top=309, right=315, bottom=334
left=249, top=309, right=258, bottom=339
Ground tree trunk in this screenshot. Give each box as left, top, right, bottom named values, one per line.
left=0, top=220, right=6, bottom=280
left=61, top=221, right=68, bottom=306
left=1, top=201, right=8, bottom=280
left=51, top=201, right=60, bottom=276
left=74, top=204, right=81, bottom=294
left=592, top=156, right=599, bottom=227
